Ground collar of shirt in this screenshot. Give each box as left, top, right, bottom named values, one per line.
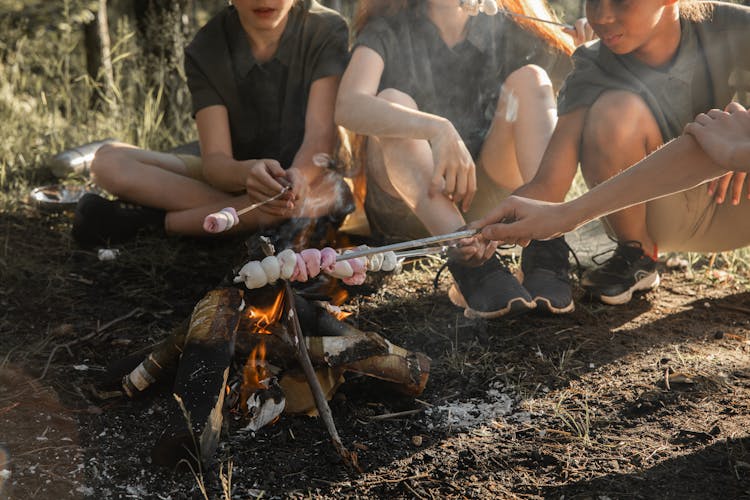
left=228, top=4, right=300, bottom=78
left=620, top=18, right=697, bottom=87
left=409, top=3, right=494, bottom=54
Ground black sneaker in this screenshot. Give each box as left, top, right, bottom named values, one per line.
left=72, top=193, right=165, bottom=246
left=521, top=237, right=574, bottom=314
left=447, top=254, right=535, bottom=319
left=582, top=241, right=659, bottom=305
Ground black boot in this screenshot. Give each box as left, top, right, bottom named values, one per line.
left=72, top=193, right=165, bottom=246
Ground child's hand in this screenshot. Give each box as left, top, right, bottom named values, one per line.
left=244, top=159, right=294, bottom=216
left=685, top=103, right=750, bottom=171
left=285, top=167, right=309, bottom=215
left=706, top=171, right=749, bottom=205
left=429, top=121, right=476, bottom=212
left=562, top=17, right=596, bottom=47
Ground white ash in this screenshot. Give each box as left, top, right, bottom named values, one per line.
left=426, top=383, right=518, bottom=431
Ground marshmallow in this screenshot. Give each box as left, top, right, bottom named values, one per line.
left=343, top=257, right=367, bottom=286
left=381, top=251, right=398, bottom=272
left=320, top=247, right=338, bottom=272
left=260, top=255, right=280, bottom=284
left=277, top=249, right=297, bottom=280
left=203, top=207, right=239, bottom=233
left=237, top=260, right=267, bottom=289
left=301, top=248, right=322, bottom=278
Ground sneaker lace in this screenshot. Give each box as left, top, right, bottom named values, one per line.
left=591, top=240, right=643, bottom=267
left=433, top=261, right=450, bottom=290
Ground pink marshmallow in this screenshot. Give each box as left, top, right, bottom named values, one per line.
left=202, top=207, right=238, bottom=234
left=292, top=253, right=308, bottom=282
left=343, top=257, right=367, bottom=286
left=320, top=247, right=338, bottom=272
left=301, top=248, right=322, bottom=278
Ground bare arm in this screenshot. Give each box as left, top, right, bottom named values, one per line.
left=196, top=105, right=288, bottom=203
left=286, top=75, right=341, bottom=205
left=479, top=134, right=729, bottom=245
left=335, top=45, right=477, bottom=208
left=513, top=109, right=586, bottom=202
left=335, top=46, right=449, bottom=141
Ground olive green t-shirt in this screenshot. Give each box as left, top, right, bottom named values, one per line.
left=184, top=0, right=349, bottom=167
left=355, top=3, right=572, bottom=157
left=558, top=1, right=750, bottom=141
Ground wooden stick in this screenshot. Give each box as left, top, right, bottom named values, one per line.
left=283, top=281, right=360, bottom=471
left=237, top=186, right=290, bottom=216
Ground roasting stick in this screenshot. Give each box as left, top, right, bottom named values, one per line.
left=237, top=185, right=291, bottom=216
left=283, top=281, right=360, bottom=471
left=501, top=10, right=574, bottom=29
left=336, top=228, right=479, bottom=261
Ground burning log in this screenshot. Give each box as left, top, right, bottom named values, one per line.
left=121, top=319, right=188, bottom=397
left=152, top=287, right=244, bottom=468
left=117, top=275, right=429, bottom=469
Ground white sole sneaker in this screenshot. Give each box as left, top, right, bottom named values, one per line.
left=597, top=271, right=660, bottom=306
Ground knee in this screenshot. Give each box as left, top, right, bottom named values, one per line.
left=504, top=64, right=553, bottom=92
left=582, top=91, right=658, bottom=154
left=89, top=143, right=133, bottom=188
left=377, top=88, right=419, bottom=110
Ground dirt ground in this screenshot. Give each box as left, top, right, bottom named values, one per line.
left=2, top=206, right=750, bottom=500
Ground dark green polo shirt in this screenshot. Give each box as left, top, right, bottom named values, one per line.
left=184, top=0, right=349, bottom=167
left=354, top=3, right=571, bottom=158
left=558, top=1, right=750, bottom=141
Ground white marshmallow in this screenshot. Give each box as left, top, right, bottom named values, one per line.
left=260, top=255, right=281, bottom=284
left=380, top=251, right=398, bottom=272
left=277, top=249, right=298, bottom=280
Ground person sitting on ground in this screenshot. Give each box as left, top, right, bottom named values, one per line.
left=335, top=0, right=589, bottom=318
left=72, top=0, right=352, bottom=246
left=509, top=0, right=750, bottom=308
left=479, top=102, right=750, bottom=246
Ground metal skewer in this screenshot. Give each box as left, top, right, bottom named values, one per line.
left=501, top=10, right=574, bottom=30
left=336, top=229, right=479, bottom=261
left=237, top=186, right=291, bottom=216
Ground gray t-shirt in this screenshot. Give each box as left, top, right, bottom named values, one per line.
left=558, top=1, right=750, bottom=141
left=355, top=4, right=571, bottom=157
left=184, top=0, right=349, bottom=167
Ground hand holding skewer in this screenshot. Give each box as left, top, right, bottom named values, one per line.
left=203, top=186, right=292, bottom=234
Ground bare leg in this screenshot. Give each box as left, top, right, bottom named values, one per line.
left=368, top=89, right=467, bottom=235
left=90, top=143, right=286, bottom=236
left=479, top=65, right=558, bottom=190
left=580, top=91, right=664, bottom=256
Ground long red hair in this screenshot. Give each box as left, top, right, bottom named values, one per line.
left=352, top=0, right=575, bottom=56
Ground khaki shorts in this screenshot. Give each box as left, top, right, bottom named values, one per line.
left=175, top=154, right=204, bottom=181
left=647, top=184, right=750, bottom=253
left=365, top=166, right=512, bottom=242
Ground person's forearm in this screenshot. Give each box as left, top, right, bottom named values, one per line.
left=335, top=91, right=447, bottom=141
left=563, top=134, right=728, bottom=228
left=201, top=152, right=252, bottom=193
left=289, top=127, right=338, bottom=185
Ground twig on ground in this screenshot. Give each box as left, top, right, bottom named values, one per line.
left=369, top=408, right=424, bottom=421
left=715, top=302, right=750, bottom=315
left=283, top=281, right=360, bottom=472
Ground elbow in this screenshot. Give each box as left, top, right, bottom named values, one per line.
left=334, top=93, right=354, bottom=128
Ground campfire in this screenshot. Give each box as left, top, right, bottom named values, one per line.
left=119, top=262, right=430, bottom=470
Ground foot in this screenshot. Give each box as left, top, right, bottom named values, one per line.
left=521, top=237, right=574, bottom=314
left=582, top=241, right=659, bottom=305
left=72, top=193, right=165, bottom=246
left=447, top=254, right=535, bottom=319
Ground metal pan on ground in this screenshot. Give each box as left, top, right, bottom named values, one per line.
left=29, top=184, right=99, bottom=212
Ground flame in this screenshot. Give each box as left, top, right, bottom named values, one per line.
left=330, top=287, right=348, bottom=307
left=239, top=288, right=286, bottom=412
left=240, top=339, right=270, bottom=410
left=246, top=289, right=285, bottom=335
